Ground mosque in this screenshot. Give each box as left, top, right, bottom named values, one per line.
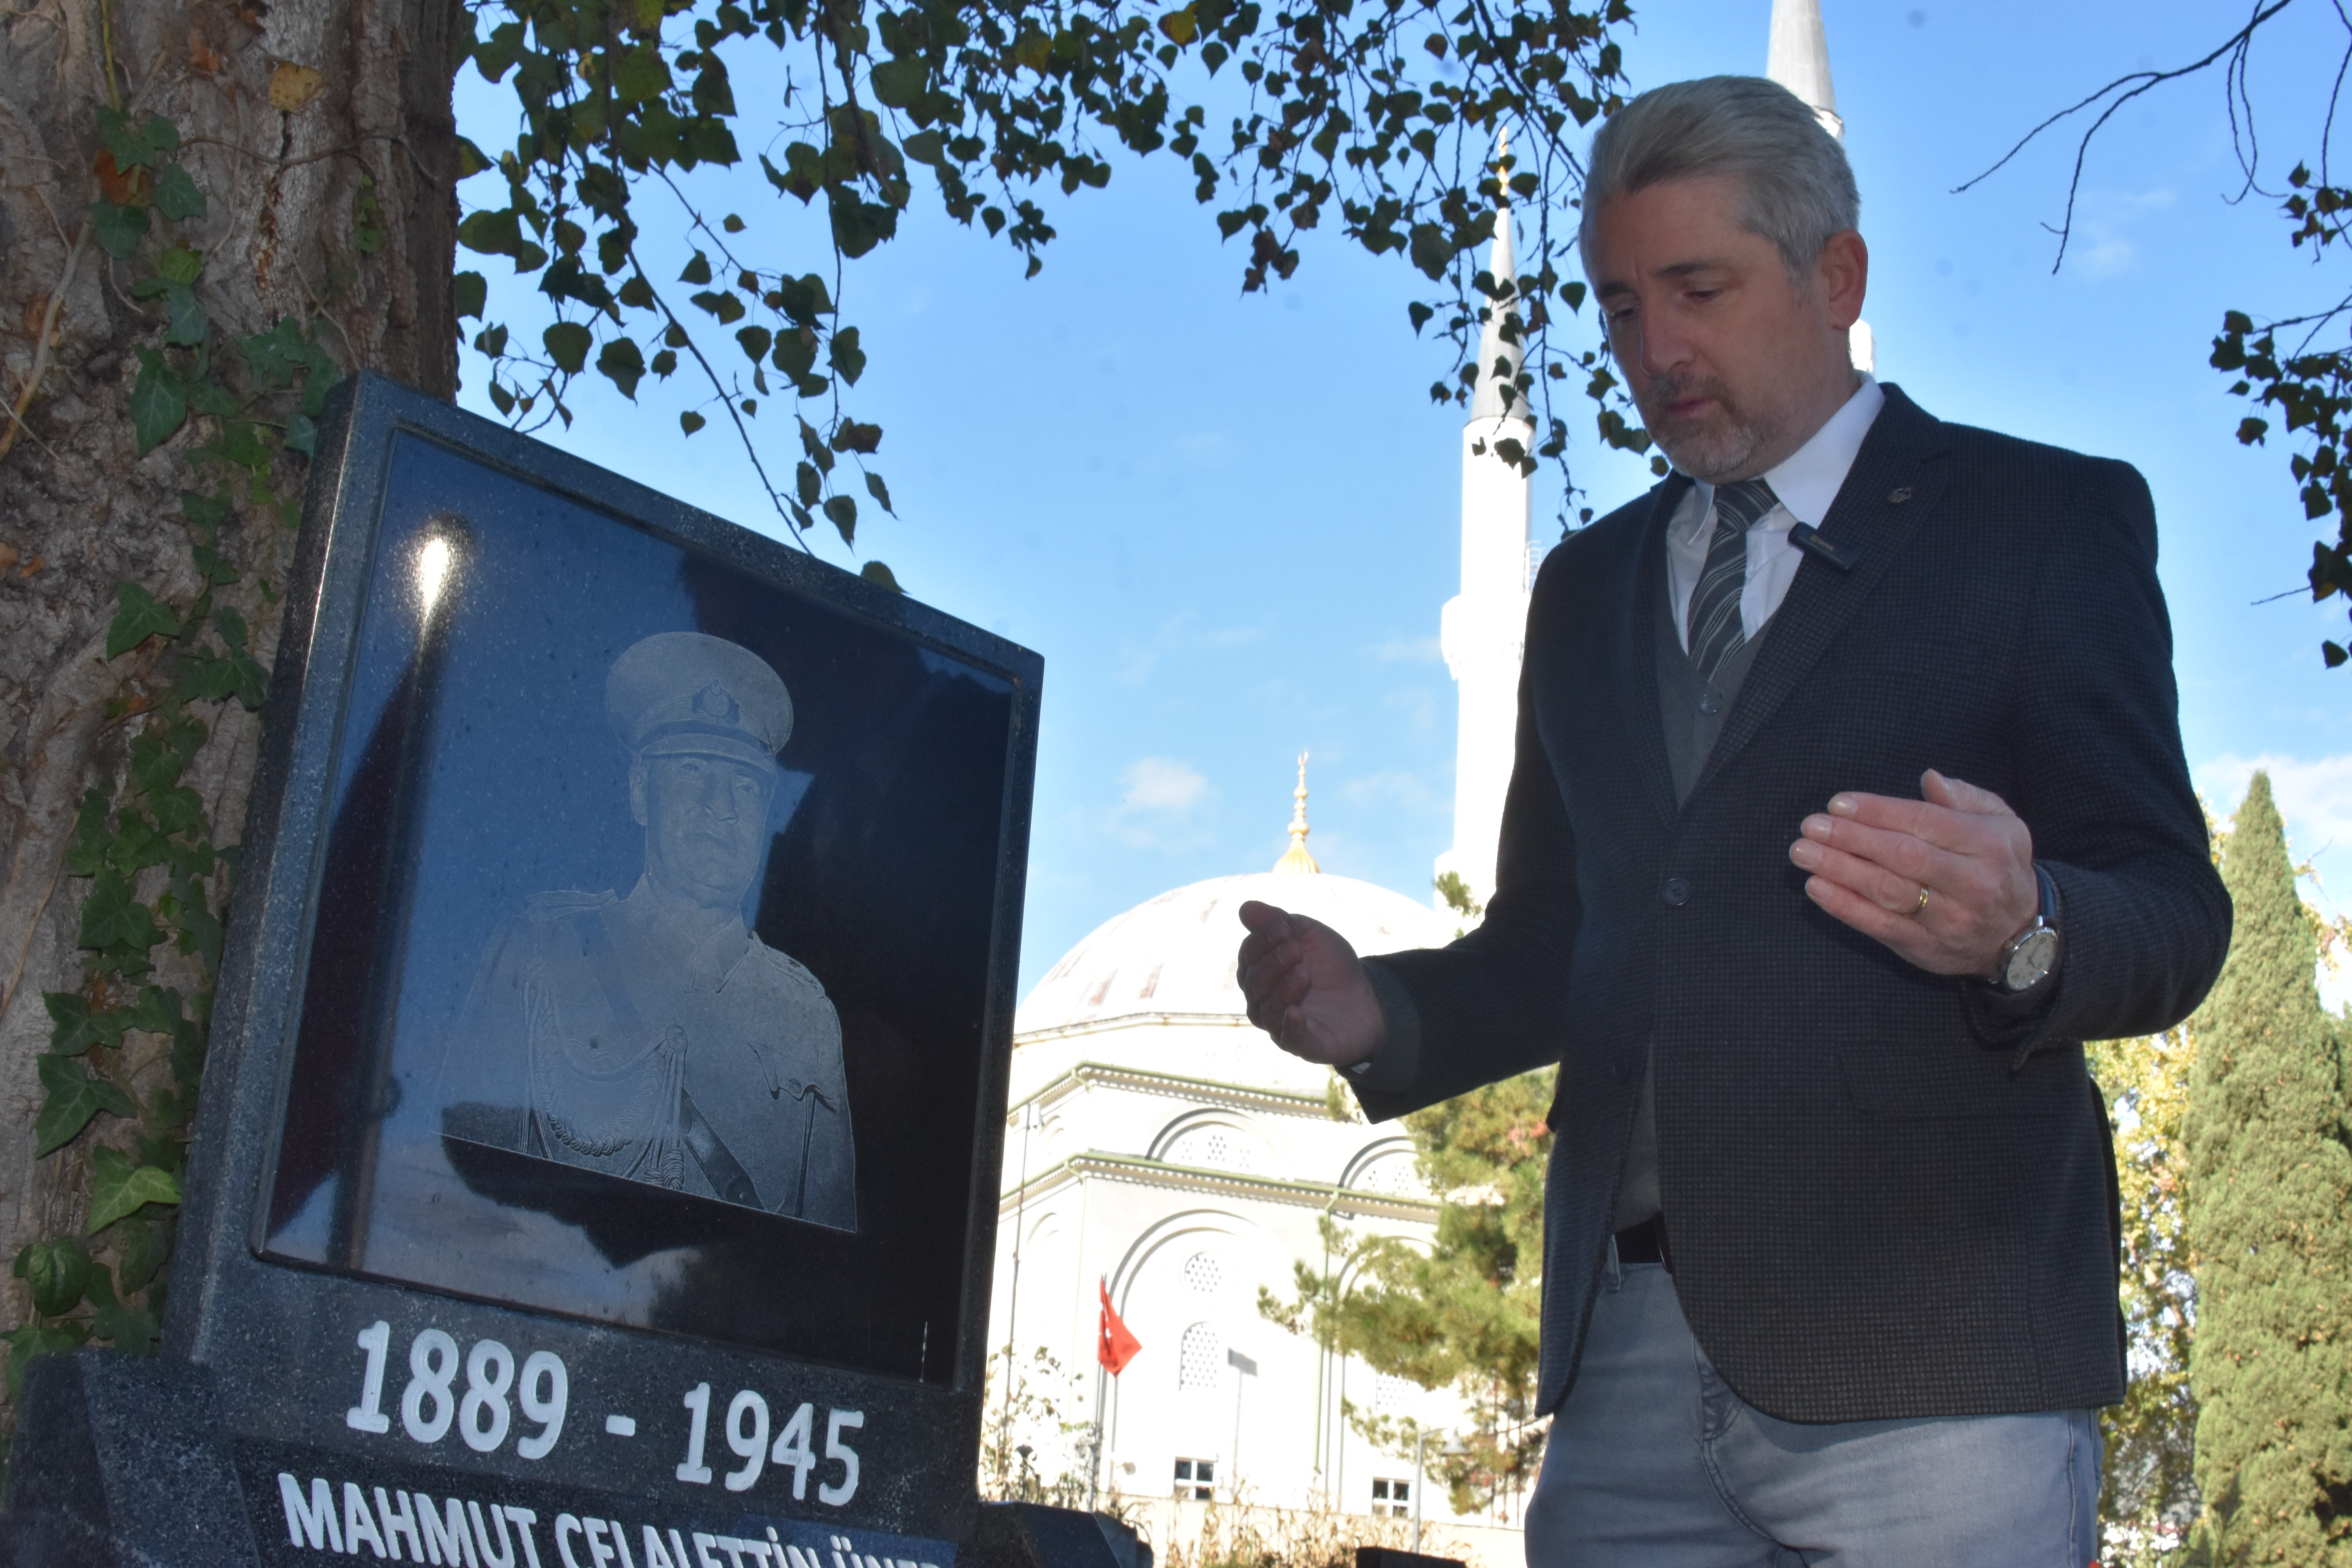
left=980, top=0, right=1859, bottom=1537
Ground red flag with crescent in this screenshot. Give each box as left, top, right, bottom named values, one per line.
left=1098, top=1278, right=1142, bottom=1375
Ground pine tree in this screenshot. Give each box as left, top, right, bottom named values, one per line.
left=1263, top=1067, right=1552, bottom=1516
left=2186, top=772, right=2352, bottom=1563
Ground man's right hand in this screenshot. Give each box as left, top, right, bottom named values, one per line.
left=1235, top=901, right=1385, bottom=1069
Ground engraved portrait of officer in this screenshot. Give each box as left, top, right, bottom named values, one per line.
left=439, top=632, right=856, bottom=1231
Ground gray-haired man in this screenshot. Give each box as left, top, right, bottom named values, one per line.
left=1236, top=77, right=2227, bottom=1563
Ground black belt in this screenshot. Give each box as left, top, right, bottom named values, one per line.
left=1614, top=1214, right=1673, bottom=1272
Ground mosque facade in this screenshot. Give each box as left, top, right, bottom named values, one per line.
left=981, top=0, right=1852, bottom=1530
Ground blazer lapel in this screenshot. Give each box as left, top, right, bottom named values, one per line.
left=1615, top=474, right=1690, bottom=831
left=1686, top=386, right=1952, bottom=803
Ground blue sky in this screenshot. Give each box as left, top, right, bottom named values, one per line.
left=456, top=0, right=2352, bottom=995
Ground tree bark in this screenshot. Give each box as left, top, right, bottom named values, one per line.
left=0, top=0, right=459, bottom=1415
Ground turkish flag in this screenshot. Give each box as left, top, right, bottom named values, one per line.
left=1098, top=1279, right=1142, bottom=1375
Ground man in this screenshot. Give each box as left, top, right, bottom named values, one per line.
left=1236, top=77, right=2228, bottom=1563
left=441, top=631, right=857, bottom=1231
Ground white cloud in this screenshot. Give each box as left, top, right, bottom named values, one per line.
left=2194, top=752, right=2352, bottom=869
left=1120, top=756, right=1210, bottom=814
left=1365, top=634, right=1442, bottom=664
left=1093, top=756, right=1216, bottom=851
left=2071, top=189, right=2176, bottom=279
left=2197, top=752, right=2352, bottom=1013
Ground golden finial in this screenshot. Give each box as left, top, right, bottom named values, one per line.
left=1273, top=751, right=1321, bottom=875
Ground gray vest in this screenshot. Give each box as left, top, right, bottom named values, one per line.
left=1610, top=572, right=1773, bottom=1231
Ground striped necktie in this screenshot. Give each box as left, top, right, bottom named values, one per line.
left=1686, top=478, right=1779, bottom=682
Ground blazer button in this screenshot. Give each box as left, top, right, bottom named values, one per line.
left=1661, top=876, right=1690, bottom=906
left=1697, top=690, right=1724, bottom=717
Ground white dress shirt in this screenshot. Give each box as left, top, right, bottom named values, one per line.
left=1664, top=376, right=1886, bottom=649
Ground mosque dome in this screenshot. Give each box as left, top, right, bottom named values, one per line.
left=1015, top=869, right=1455, bottom=1036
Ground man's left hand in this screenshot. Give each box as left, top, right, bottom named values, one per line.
left=1787, top=769, right=2037, bottom=978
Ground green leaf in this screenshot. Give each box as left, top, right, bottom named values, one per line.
left=680, top=410, right=706, bottom=435
left=114, top=1217, right=172, bottom=1298
left=866, top=470, right=895, bottom=514
left=454, top=271, right=487, bottom=319
left=823, top=494, right=857, bottom=544
left=543, top=321, right=592, bottom=374
left=457, top=208, right=523, bottom=257
left=860, top=560, right=902, bottom=592
left=153, top=245, right=204, bottom=287
left=44, top=992, right=123, bottom=1056
left=13, top=1238, right=91, bottom=1318
left=612, top=46, right=674, bottom=103
left=151, top=162, right=206, bottom=221
left=36, top=1055, right=137, bottom=1156
left=455, top=137, right=492, bottom=178
left=829, top=326, right=866, bottom=385
left=89, top=199, right=149, bottom=259
left=596, top=336, right=645, bottom=398
left=107, top=583, right=179, bottom=658
left=87, top=1147, right=182, bottom=1235
left=285, top=413, right=318, bottom=457
left=7, top=1321, right=90, bottom=1402
left=78, top=870, right=159, bottom=957
left=92, top=1292, right=158, bottom=1355
left=127, top=350, right=186, bottom=454
left=680, top=250, right=713, bottom=285
left=163, top=285, right=208, bottom=347
left=98, top=109, right=178, bottom=170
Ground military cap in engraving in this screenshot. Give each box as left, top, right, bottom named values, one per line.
left=606, top=632, right=793, bottom=772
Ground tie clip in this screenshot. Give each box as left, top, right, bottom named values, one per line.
left=1788, top=523, right=1859, bottom=572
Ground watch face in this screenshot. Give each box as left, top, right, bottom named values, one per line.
left=2005, top=927, right=2059, bottom=991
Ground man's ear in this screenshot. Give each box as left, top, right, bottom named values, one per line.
left=629, top=757, right=650, bottom=827
left=1816, top=229, right=1869, bottom=332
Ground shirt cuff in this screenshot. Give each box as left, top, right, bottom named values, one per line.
left=1348, top=958, right=1424, bottom=1100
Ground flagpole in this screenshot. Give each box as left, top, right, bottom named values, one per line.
left=1088, top=1357, right=1108, bottom=1510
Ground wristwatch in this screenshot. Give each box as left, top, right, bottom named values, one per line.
left=1985, top=863, right=2063, bottom=998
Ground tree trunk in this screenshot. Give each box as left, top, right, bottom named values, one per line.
left=0, top=0, right=460, bottom=1418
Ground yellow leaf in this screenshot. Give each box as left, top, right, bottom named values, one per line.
left=268, top=62, right=324, bottom=112
left=1158, top=7, right=1198, bottom=44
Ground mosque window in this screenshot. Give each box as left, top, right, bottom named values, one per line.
left=1173, top=1458, right=1216, bottom=1500
left=1165, top=1123, right=1259, bottom=1173
left=1182, top=1251, right=1223, bottom=1295
left=1375, top=1373, right=1415, bottom=1414
left=1178, top=1323, right=1221, bottom=1390
left=1370, top=1477, right=1411, bottom=1518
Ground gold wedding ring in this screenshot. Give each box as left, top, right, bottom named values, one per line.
left=1905, top=884, right=1930, bottom=920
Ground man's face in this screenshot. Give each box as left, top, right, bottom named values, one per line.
left=633, top=751, right=776, bottom=910
left=1584, top=174, right=1864, bottom=483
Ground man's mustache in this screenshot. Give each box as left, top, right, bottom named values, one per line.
left=1641, top=373, right=1737, bottom=417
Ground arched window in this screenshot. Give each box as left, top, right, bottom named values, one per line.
left=1182, top=1251, right=1223, bottom=1295
left=1178, top=1322, right=1221, bottom=1390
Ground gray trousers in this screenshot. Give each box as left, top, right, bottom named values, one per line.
left=1523, top=1244, right=2102, bottom=1567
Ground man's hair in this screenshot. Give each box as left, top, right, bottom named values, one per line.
left=1579, top=76, right=1859, bottom=277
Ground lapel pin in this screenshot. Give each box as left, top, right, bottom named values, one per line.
left=1789, top=522, right=1860, bottom=571
left=1886, top=486, right=1913, bottom=505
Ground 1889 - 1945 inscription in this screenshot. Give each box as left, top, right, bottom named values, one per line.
left=0, top=374, right=1053, bottom=1567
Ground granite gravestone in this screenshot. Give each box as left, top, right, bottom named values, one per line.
left=1, top=374, right=1060, bottom=1566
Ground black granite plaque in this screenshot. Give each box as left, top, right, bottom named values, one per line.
left=0, top=373, right=1043, bottom=1559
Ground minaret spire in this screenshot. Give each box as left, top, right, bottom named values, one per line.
left=1273, top=752, right=1321, bottom=875
left=1435, top=133, right=1535, bottom=917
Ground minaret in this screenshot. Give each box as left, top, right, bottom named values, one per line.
left=1434, top=148, right=1533, bottom=915
left=1766, top=0, right=1874, bottom=373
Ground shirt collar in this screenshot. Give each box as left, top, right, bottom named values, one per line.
left=1672, top=375, right=1886, bottom=537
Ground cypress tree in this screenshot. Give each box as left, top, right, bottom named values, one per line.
left=2186, top=772, right=2352, bottom=1563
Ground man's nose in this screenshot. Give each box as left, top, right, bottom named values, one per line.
left=1637, top=311, right=1693, bottom=379
left=699, top=774, right=738, bottom=819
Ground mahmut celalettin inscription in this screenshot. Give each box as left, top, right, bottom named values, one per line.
left=441, top=632, right=857, bottom=1228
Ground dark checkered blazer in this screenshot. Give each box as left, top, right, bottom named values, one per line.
left=1356, top=385, right=2230, bottom=1423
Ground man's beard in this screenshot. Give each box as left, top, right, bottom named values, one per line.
left=1635, top=372, right=1773, bottom=483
